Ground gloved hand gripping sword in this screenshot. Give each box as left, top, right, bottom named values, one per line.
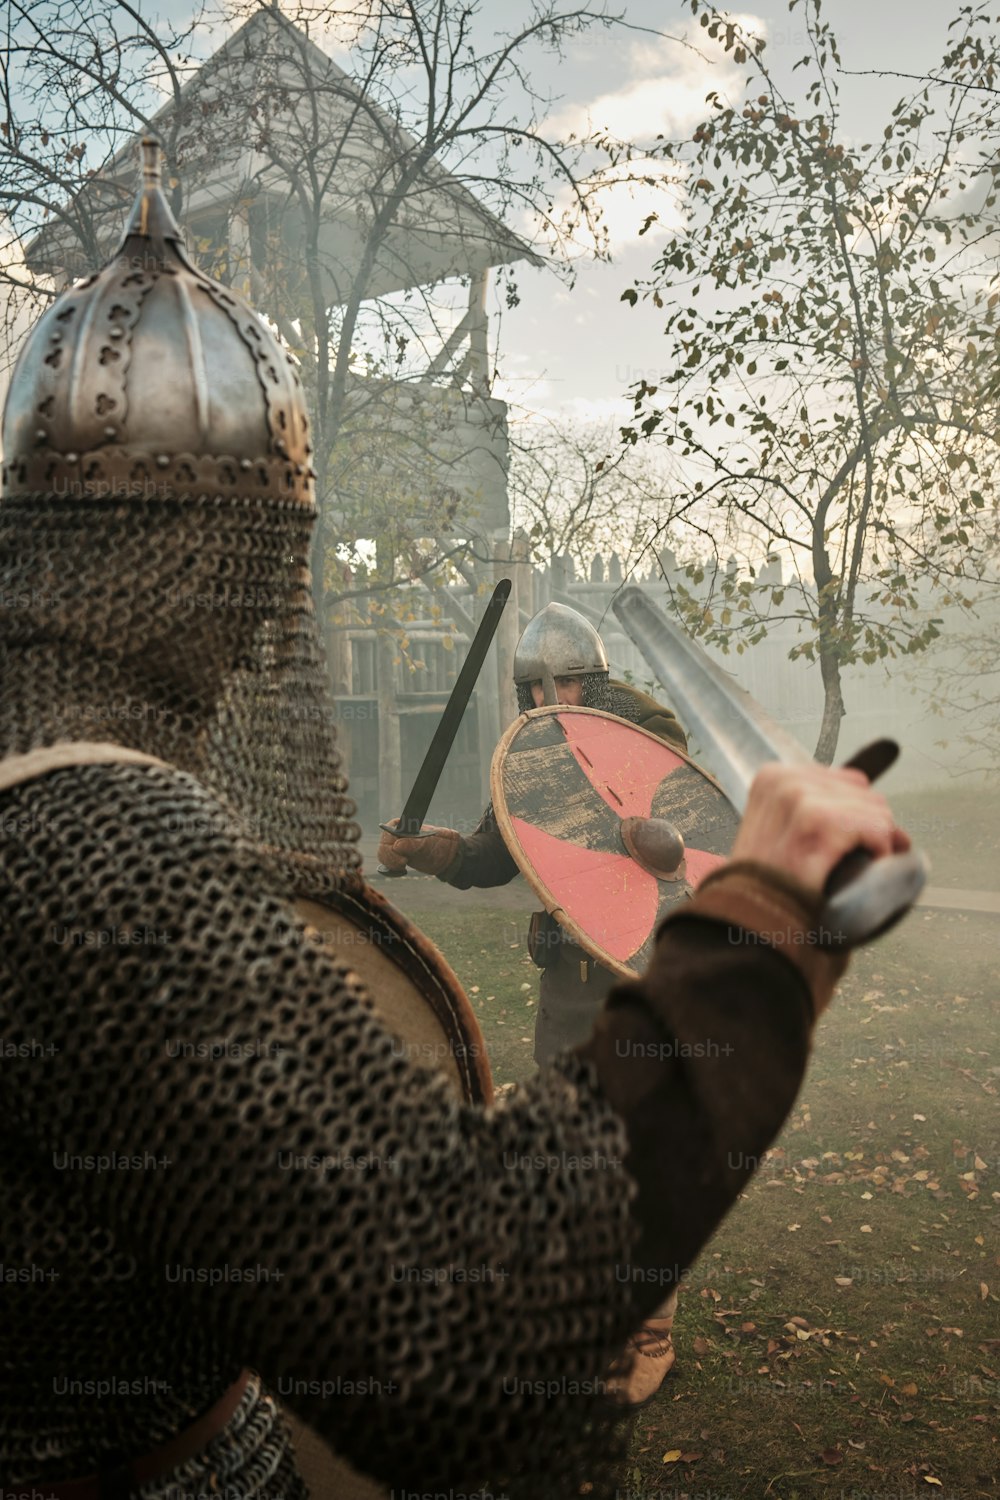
left=612, top=586, right=928, bottom=948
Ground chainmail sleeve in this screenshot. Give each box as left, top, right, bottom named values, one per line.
left=0, top=761, right=638, bottom=1496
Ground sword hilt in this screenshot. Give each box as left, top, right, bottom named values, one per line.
left=817, top=739, right=929, bottom=948
left=375, top=820, right=435, bottom=880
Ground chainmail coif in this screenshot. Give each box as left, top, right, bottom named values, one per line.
left=0, top=493, right=360, bottom=898
left=515, top=671, right=629, bottom=718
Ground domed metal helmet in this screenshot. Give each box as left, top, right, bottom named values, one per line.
left=0, top=137, right=359, bottom=897
left=513, top=602, right=609, bottom=687
left=2, top=137, right=312, bottom=506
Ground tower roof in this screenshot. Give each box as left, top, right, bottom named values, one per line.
left=26, top=6, right=543, bottom=299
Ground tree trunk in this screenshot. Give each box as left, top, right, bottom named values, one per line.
left=814, top=649, right=846, bottom=764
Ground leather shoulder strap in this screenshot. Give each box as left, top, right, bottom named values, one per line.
left=0, top=741, right=170, bottom=797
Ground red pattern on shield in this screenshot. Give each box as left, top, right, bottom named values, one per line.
left=510, top=815, right=659, bottom=965
left=560, top=708, right=727, bottom=900
left=559, top=708, right=687, bottom=820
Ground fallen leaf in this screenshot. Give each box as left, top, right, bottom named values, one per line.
left=901, top=1382, right=918, bottom=1395
left=661, top=1449, right=682, bottom=1465
left=820, top=1447, right=844, bottom=1465
left=834, top=1277, right=854, bottom=1288
left=679, top=1451, right=703, bottom=1462
left=860, top=1224, right=873, bottom=1233
left=692, top=1335, right=710, bottom=1356
left=923, top=1479, right=942, bottom=1488
left=981, top=1282, right=990, bottom=1300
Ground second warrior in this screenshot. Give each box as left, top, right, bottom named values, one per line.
left=378, top=599, right=689, bottom=1401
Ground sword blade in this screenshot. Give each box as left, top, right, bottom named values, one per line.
left=613, top=585, right=928, bottom=948
left=612, top=585, right=809, bottom=811
left=394, top=578, right=511, bottom=835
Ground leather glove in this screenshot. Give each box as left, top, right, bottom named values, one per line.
left=377, top=821, right=461, bottom=876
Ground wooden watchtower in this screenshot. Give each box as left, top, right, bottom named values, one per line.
left=23, top=5, right=542, bottom=827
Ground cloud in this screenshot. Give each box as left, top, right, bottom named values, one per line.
left=491, top=354, right=558, bottom=413
left=548, top=12, right=767, bottom=145
left=535, top=11, right=767, bottom=256
left=553, top=394, right=637, bottom=424
left=579, top=157, right=688, bottom=252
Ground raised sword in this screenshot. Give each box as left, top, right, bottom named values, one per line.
left=612, top=585, right=928, bottom=947
left=377, top=577, right=511, bottom=876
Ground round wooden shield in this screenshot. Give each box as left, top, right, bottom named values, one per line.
left=295, top=880, right=492, bottom=1106
left=491, top=705, right=739, bottom=979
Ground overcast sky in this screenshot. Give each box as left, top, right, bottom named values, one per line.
left=485, top=0, right=961, bottom=428
left=0, top=0, right=961, bottom=436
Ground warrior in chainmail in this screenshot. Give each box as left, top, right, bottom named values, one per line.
left=381, top=600, right=690, bottom=1070
left=378, top=601, right=691, bottom=1402
left=1, top=140, right=901, bottom=1500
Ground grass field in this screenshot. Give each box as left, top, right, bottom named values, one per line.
left=380, top=787, right=999, bottom=1499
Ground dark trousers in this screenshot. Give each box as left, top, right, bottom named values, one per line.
left=532, top=929, right=618, bottom=1067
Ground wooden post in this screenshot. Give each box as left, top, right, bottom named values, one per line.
left=471, top=549, right=501, bottom=806
left=511, top=527, right=534, bottom=624
left=376, top=631, right=402, bottom=819
left=467, top=269, right=490, bottom=394
left=494, top=536, right=518, bottom=729
left=325, top=623, right=353, bottom=778
left=550, top=551, right=567, bottom=602
left=227, top=202, right=253, bottom=298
